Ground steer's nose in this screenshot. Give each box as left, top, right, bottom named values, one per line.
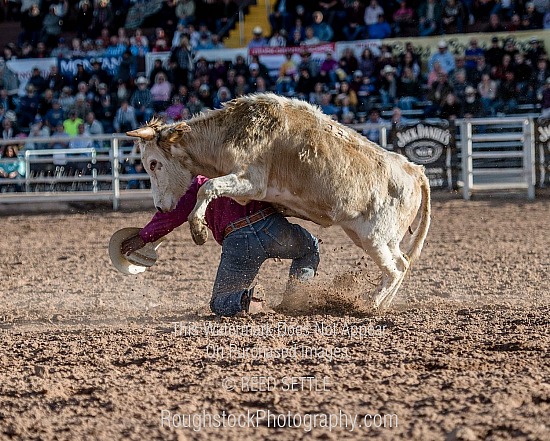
left=156, top=206, right=163, bottom=213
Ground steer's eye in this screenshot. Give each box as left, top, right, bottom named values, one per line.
left=150, top=160, right=158, bottom=171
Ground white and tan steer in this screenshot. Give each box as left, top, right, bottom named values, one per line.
left=127, top=93, right=431, bottom=309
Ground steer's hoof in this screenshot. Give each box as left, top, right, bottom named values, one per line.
left=190, top=221, right=208, bottom=245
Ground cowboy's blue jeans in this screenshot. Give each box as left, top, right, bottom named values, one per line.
left=210, top=213, right=320, bottom=316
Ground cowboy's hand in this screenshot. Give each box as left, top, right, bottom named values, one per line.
left=121, top=234, right=146, bottom=256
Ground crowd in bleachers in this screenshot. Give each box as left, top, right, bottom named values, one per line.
left=1, top=0, right=550, bottom=188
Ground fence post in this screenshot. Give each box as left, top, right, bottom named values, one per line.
left=112, top=138, right=120, bottom=211
left=460, top=120, right=473, bottom=200
left=24, top=150, right=31, bottom=193
left=525, top=118, right=535, bottom=200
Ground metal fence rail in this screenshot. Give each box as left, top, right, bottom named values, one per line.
left=0, top=134, right=151, bottom=210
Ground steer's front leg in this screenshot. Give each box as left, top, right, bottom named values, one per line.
left=188, top=173, right=266, bottom=245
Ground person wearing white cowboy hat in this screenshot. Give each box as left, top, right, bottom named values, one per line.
left=130, top=76, right=154, bottom=124
left=116, top=175, right=320, bottom=317
left=248, top=26, right=268, bottom=49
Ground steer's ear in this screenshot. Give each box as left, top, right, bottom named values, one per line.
left=126, top=127, right=156, bottom=140
left=158, top=122, right=191, bottom=149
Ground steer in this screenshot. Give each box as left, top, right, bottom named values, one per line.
left=126, top=93, right=431, bottom=309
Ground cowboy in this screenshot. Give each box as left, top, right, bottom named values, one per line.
left=121, top=175, right=320, bottom=317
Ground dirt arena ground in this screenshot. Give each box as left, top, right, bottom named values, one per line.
left=1, top=191, right=550, bottom=441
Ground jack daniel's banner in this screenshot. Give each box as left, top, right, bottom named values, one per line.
left=391, top=121, right=456, bottom=189
left=534, top=118, right=550, bottom=187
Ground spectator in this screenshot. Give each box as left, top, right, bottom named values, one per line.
left=368, top=14, right=392, bottom=39
left=358, top=48, right=376, bottom=79
left=50, top=122, right=70, bottom=167
left=513, top=53, right=533, bottom=99
left=338, top=47, right=359, bottom=80
left=299, top=51, right=319, bottom=78
left=170, top=35, right=194, bottom=89
left=248, top=26, right=268, bottom=48
left=319, top=91, right=338, bottom=117
left=268, top=29, right=287, bottom=47
left=464, top=38, right=484, bottom=71
left=38, top=88, right=55, bottom=118
left=439, top=92, right=461, bottom=119
left=91, top=0, right=114, bottom=38
left=495, top=70, right=519, bottom=114
left=89, top=59, right=112, bottom=87
left=289, top=17, right=306, bottom=42
left=0, top=144, right=24, bottom=191
left=364, top=0, right=384, bottom=26
left=198, top=83, right=213, bottom=108
left=17, top=83, right=40, bottom=129
left=104, top=35, right=127, bottom=58
left=397, top=50, right=421, bottom=80
left=73, top=63, right=91, bottom=92
left=63, top=110, right=83, bottom=136
left=41, top=5, right=63, bottom=47
left=356, top=75, right=376, bottom=113
left=26, top=115, right=51, bottom=150
left=309, top=82, right=326, bottom=106
left=150, top=72, right=172, bottom=112
left=442, top=0, right=466, bottom=34
left=215, top=0, right=237, bottom=33
left=428, top=40, right=456, bottom=75
left=483, top=13, right=505, bottom=33
left=91, top=83, right=114, bottom=133
left=76, top=0, right=94, bottom=41
left=269, top=0, right=293, bottom=33
left=531, top=58, right=549, bottom=102
left=426, top=71, right=454, bottom=116
left=343, top=0, right=366, bottom=41
left=379, top=64, right=398, bottom=107
left=418, top=0, right=442, bottom=36
left=334, top=80, right=358, bottom=108
left=452, top=68, right=469, bottom=101
left=19, top=3, right=42, bottom=47
left=492, top=53, right=513, bottom=82
left=1, top=117, right=19, bottom=140
left=45, top=99, right=65, bottom=130
left=462, top=85, right=484, bottom=118
left=71, top=93, right=91, bottom=121
left=27, top=66, right=47, bottom=95
left=526, top=38, right=547, bottom=67
left=363, top=108, right=384, bottom=143
left=113, top=99, right=137, bottom=133
left=484, top=37, right=504, bottom=68
left=67, top=123, right=94, bottom=172
left=303, top=26, right=320, bottom=45
left=397, top=67, right=422, bottom=110
left=320, top=51, right=339, bottom=84
left=186, top=92, right=207, bottom=115
left=311, top=10, right=333, bottom=42
left=213, top=86, right=232, bottom=109
left=130, top=76, right=154, bottom=124
left=85, top=111, right=104, bottom=138
left=393, top=0, right=415, bottom=36
left=523, top=2, right=543, bottom=29
left=164, top=96, right=185, bottom=122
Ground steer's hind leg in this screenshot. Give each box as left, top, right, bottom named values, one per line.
left=361, top=238, right=407, bottom=310
left=376, top=241, right=410, bottom=309
left=188, top=173, right=265, bottom=245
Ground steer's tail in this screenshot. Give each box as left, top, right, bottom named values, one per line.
left=406, top=170, right=431, bottom=265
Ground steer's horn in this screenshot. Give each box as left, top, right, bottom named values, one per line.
left=126, top=127, right=156, bottom=140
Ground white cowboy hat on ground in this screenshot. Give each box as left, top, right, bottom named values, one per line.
left=109, top=227, right=164, bottom=275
